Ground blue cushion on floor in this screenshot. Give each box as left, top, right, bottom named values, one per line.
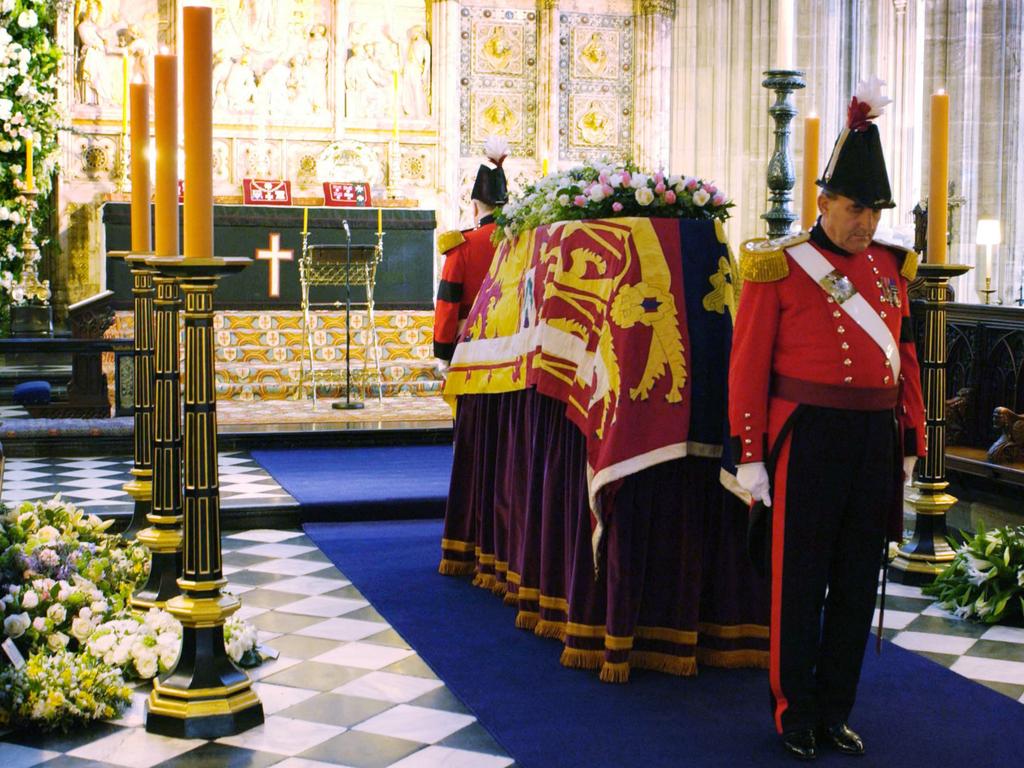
left=13, top=380, right=51, bottom=406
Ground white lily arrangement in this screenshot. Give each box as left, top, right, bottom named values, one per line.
left=923, top=524, right=1024, bottom=624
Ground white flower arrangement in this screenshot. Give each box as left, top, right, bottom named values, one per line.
left=0, top=0, right=64, bottom=310
left=493, top=161, right=732, bottom=243
left=224, top=614, right=261, bottom=667
left=1, top=493, right=265, bottom=731
left=0, top=650, right=131, bottom=732
left=86, top=608, right=182, bottom=680
left=924, top=524, right=1024, bottom=624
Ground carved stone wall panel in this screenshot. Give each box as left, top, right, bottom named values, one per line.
left=558, top=13, right=633, bottom=164
left=399, top=147, right=433, bottom=184
left=286, top=144, right=329, bottom=188
left=344, top=2, right=433, bottom=124
left=460, top=7, right=539, bottom=160
left=72, top=0, right=161, bottom=116
left=70, top=136, right=120, bottom=183
left=210, top=0, right=335, bottom=129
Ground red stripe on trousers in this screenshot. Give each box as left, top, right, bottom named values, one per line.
left=770, top=436, right=792, bottom=734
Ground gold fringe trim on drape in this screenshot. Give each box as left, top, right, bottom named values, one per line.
left=630, top=651, right=698, bottom=677
left=491, top=580, right=508, bottom=598
left=534, top=619, right=566, bottom=641
left=503, top=591, right=519, bottom=606
left=696, top=648, right=769, bottom=669
left=438, top=559, right=475, bottom=577
left=472, top=572, right=496, bottom=590
left=697, top=621, right=769, bottom=640
left=560, top=646, right=603, bottom=670
left=515, top=610, right=540, bottom=631
left=599, top=661, right=631, bottom=683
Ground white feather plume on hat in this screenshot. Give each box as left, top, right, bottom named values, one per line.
left=483, top=135, right=510, bottom=168
left=848, top=76, right=892, bottom=128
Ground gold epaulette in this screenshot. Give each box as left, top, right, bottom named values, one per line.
left=739, top=232, right=808, bottom=282
left=872, top=239, right=920, bottom=281
left=438, top=230, right=467, bottom=254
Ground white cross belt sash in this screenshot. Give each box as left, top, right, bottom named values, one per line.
left=787, top=242, right=900, bottom=380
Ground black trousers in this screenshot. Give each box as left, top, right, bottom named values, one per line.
left=768, top=406, right=895, bottom=734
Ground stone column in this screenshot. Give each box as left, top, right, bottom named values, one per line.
left=432, top=0, right=463, bottom=233
left=632, top=0, right=675, bottom=171
left=536, top=1, right=560, bottom=172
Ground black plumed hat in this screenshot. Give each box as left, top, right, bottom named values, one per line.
left=471, top=136, right=510, bottom=206
left=817, top=77, right=896, bottom=210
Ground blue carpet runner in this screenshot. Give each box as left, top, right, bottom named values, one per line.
left=251, top=445, right=452, bottom=521
left=305, top=518, right=1024, bottom=768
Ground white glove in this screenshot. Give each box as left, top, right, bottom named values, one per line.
left=436, top=359, right=450, bottom=375
left=903, top=455, right=918, bottom=485
left=736, top=462, right=772, bottom=507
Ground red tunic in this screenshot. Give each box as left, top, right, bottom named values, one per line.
left=433, top=219, right=498, bottom=361
left=728, top=236, right=926, bottom=469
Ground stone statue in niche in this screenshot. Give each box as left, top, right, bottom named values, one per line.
left=258, top=58, right=292, bottom=114
left=75, top=2, right=108, bottom=105
left=987, top=407, right=1024, bottom=465
left=306, top=23, right=330, bottom=113
left=224, top=53, right=258, bottom=112
left=401, top=26, right=431, bottom=118
left=369, top=37, right=400, bottom=87
left=345, top=43, right=384, bottom=118
left=117, top=25, right=153, bottom=83
left=73, top=0, right=157, bottom=107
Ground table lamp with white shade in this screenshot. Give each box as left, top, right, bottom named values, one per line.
left=976, top=218, right=1001, bottom=304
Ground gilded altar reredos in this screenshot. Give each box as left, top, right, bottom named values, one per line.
left=59, top=0, right=650, bottom=308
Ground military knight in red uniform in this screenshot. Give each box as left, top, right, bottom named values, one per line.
left=433, top=138, right=509, bottom=362
left=728, top=78, right=926, bottom=761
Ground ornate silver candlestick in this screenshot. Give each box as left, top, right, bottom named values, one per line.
left=761, top=70, right=806, bottom=238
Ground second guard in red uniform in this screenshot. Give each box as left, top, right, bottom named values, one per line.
left=433, top=138, right=509, bottom=362
left=728, top=78, right=926, bottom=761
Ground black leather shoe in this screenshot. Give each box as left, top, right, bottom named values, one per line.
left=782, top=729, right=817, bottom=760
left=818, top=723, right=865, bottom=755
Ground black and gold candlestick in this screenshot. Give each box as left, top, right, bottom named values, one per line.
left=890, top=262, right=971, bottom=584
left=144, top=255, right=263, bottom=739
left=107, top=252, right=155, bottom=538
left=131, top=273, right=183, bottom=609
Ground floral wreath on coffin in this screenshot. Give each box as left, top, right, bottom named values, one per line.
left=493, top=160, right=733, bottom=243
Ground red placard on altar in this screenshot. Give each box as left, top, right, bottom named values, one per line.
left=322, top=181, right=371, bottom=208
left=243, top=179, right=293, bottom=206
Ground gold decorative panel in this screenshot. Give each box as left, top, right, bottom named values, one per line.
left=460, top=7, right=538, bottom=160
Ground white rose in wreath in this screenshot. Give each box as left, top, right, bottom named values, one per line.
left=4, top=612, right=30, bottom=638
left=47, top=603, right=66, bottom=623
left=692, top=189, right=711, bottom=206
left=634, top=187, right=655, bottom=206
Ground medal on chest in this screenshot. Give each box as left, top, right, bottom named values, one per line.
left=879, top=277, right=902, bottom=308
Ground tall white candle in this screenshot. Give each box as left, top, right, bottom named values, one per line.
left=776, top=0, right=795, bottom=69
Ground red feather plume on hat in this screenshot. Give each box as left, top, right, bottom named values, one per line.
left=846, top=76, right=893, bottom=132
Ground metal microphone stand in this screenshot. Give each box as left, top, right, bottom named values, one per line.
left=334, top=219, right=363, bottom=410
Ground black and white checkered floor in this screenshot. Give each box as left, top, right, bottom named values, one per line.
left=0, top=528, right=515, bottom=768
left=1, top=459, right=1023, bottom=767
left=1, top=453, right=297, bottom=516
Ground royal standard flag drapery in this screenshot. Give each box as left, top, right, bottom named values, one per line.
left=443, top=217, right=739, bottom=552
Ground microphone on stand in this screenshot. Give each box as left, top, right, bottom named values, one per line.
left=341, top=219, right=350, bottom=239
